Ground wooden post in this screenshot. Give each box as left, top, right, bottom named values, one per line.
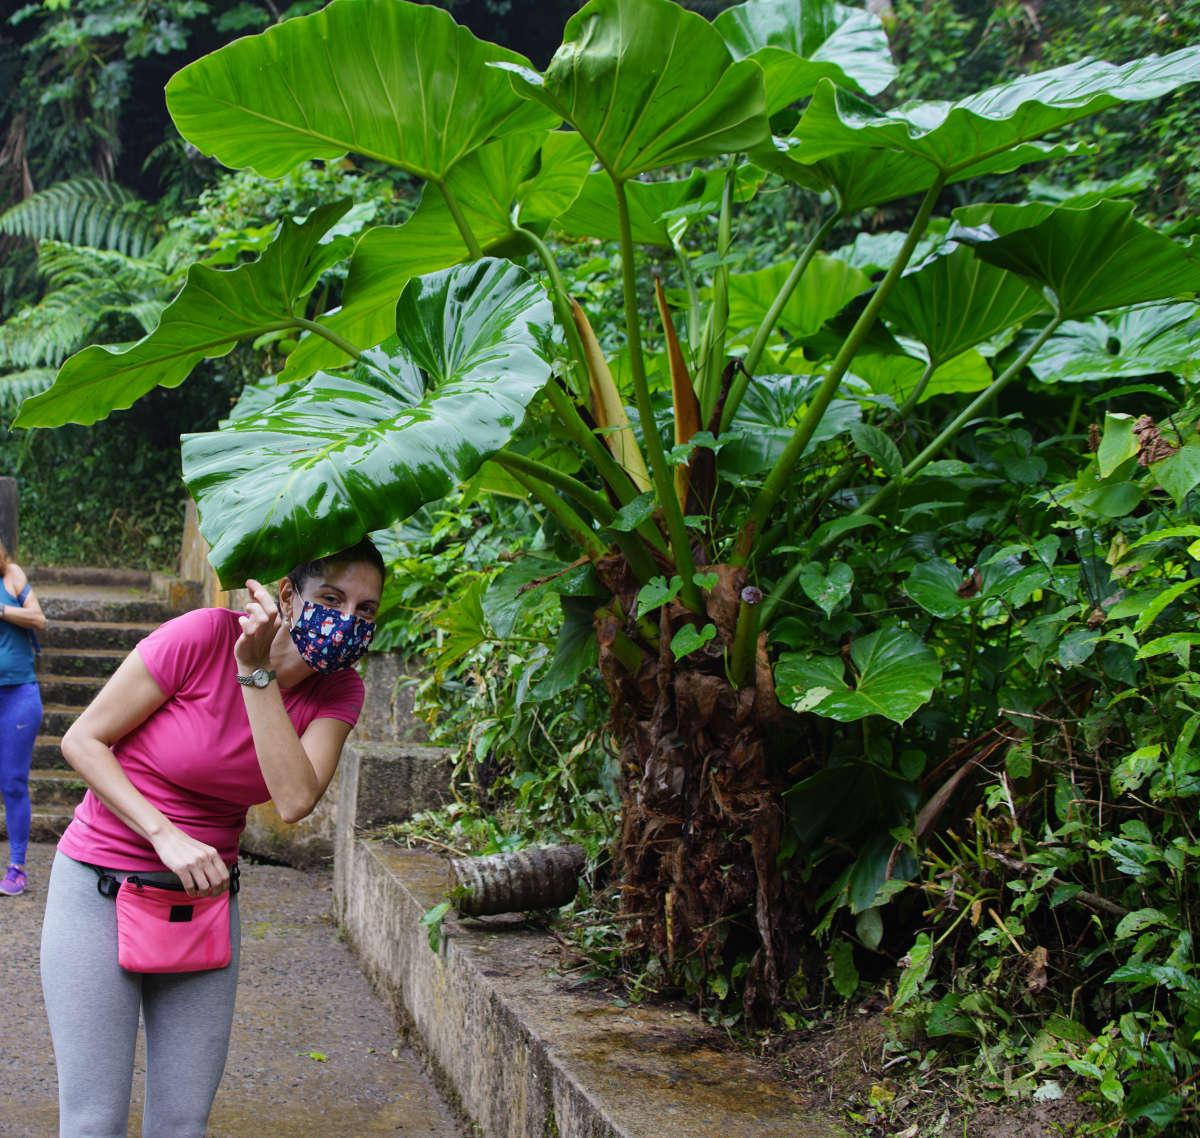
left=0, top=477, right=17, bottom=555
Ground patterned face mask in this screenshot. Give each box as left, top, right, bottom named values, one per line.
left=289, top=600, right=375, bottom=673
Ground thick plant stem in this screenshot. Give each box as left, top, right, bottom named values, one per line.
left=614, top=177, right=702, bottom=613
left=721, top=211, right=841, bottom=434
left=434, top=180, right=485, bottom=261
left=542, top=383, right=668, bottom=555
left=523, top=227, right=591, bottom=402
left=494, top=452, right=660, bottom=585
left=728, top=585, right=762, bottom=688
left=292, top=318, right=364, bottom=362
left=731, top=177, right=946, bottom=567
left=894, top=358, right=939, bottom=422
left=504, top=467, right=609, bottom=562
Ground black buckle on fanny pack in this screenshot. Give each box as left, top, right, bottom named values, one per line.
left=93, top=863, right=239, bottom=897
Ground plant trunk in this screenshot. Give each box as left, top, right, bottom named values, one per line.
left=595, top=558, right=792, bottom=1016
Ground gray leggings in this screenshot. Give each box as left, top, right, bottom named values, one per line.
left=40, top=850, right=241, bottom=1137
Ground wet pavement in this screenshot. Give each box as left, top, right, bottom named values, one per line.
left=0, top=842, right=466, bottom=1137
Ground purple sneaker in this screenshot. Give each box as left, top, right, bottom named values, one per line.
left=0, top=866, right=26, bottom=895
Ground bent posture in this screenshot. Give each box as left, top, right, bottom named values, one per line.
left=40, top=539, right=383, bottom=1137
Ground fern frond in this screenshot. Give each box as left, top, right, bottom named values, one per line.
left=0, top=178, right=157, bottom=257
left=0, top=243, right=171, bottom=366
left=0, top=368, right=56, bottom=412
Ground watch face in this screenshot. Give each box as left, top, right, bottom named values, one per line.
left=253, top=668, right=272, bottom=687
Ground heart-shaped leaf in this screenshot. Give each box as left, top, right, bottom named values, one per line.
left=495, top=0, right=769, bottom=181
left=775, top=624, right=941, bottom=723
left=166, top=0, right=556, bottom=180
left=181, top=259, right=555, bottom=585
left=15, top=201, right=353, bottom=428
left=713, top=0, right=896, bottom=112
left=798, top=561, right=854, bottom=617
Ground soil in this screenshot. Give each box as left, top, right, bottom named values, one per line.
left=761, top=1004, right=1099, bottom=1137
left=0, top=842, right=465, bottom=1138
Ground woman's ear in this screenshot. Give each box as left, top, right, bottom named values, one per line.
left=278, top=577, right=295, bottom=623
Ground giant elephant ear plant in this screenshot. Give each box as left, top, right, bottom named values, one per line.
left=17, top=0, right=1200, bottom=1013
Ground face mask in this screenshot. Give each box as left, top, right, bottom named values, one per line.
left=289, top=600, right=375, bottom=673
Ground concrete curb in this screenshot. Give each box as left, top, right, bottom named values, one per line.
left=333, top=750, right=834, bottom=1138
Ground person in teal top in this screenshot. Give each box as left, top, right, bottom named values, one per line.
left=0, top=539, right=45, bottom=895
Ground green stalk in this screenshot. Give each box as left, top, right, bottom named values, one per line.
left=698, top=165, right=737, bottom=424
left=493, top=451, right=660, bottom=584
left=504, top=467, right=609, bottom=562
left=727, top=585, right=762, bottom=688
left=434, top=180, right=484, bottom=260
left=722, top=210, right=842, bottom=434
left=522, top=227, right=591, bottom=403
left=894, top=358, right=939, bottom=422
left=731, top=177, right=947, bottom=567
left=291, top=318, right=365, bottom=362
left=613, top=177, right=702, bottom=612
left=671, top=235, right=703, bottom=355
left=896, top=315, right=1064, bottom=482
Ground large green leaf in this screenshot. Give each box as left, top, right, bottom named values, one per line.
left=850, top=347, right=992, bottom=403
left=283, top=132, right=591, bottom=380
left=713, top=0, right=896, bottom=113
left=15, top=201, right=353, bottom=428
left=775, top=624, right=941, bottom=723
left=780, top=49, right=1200, bottom=175
left=181, top=259, right=555, bottom=585
left=555, top=166, right=760, bottom=246
left=727, top=255, right=871, bottom=339
left=1029, top=302, right=1200, bottom=384
left=754, top=136, right=1081, bottom=215
left=166, top=0, right=556, bottom=181
left=963, top=200, right=1200, bottom=318
left=495, top=0, right=769, bottom=181
left=882, top=244, right=1050, bottom=366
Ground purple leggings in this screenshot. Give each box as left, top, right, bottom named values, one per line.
left=0, top=681, right=41, bottom=866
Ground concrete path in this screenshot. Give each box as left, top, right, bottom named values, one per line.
left=0, top=842, right=465, bottom=1137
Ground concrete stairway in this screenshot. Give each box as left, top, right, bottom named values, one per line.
left=10, top=567, right=193, bottom=843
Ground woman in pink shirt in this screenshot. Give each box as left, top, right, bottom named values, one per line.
left=40, top=538, right=384, bottom=1137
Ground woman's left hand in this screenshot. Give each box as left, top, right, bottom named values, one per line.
left=234, top=579, right=282, bottom=671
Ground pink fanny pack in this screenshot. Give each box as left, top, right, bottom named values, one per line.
left=96, top=866, right=238, bottom=974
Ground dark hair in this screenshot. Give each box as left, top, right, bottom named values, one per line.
left=286, top=537, right=384, bottom=594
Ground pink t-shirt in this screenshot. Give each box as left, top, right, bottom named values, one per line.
left=58, top=608, right=364, bottom=871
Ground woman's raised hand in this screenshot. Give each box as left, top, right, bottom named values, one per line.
left=234, top=578, right=282, bottom=671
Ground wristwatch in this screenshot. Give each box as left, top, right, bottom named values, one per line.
left=236, top=667, right=276, bottom=688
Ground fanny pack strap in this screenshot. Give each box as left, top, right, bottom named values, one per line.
left=93, top=863, right=240, bottom=899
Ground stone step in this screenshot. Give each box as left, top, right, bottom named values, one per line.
left=30, top=566, right=155, bottom=589
left=39, top=705, right=86, bottom=738
left=33, top=673, right=106, bottom=707
left=37, top=647, right=126, bottom=679
left=41, top=594, right=183, bottom=624
left=37, top=618, right=157, bottom=653
left=33, top=737, right=69, bottom=768
left=0, top=810, right=75, bottom=844
left=28, top=769, right=87, bottom=808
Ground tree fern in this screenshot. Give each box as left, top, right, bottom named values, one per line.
left=0, top=178, right=158, bottom=258
left=0, top=242, right=170, bottom=368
